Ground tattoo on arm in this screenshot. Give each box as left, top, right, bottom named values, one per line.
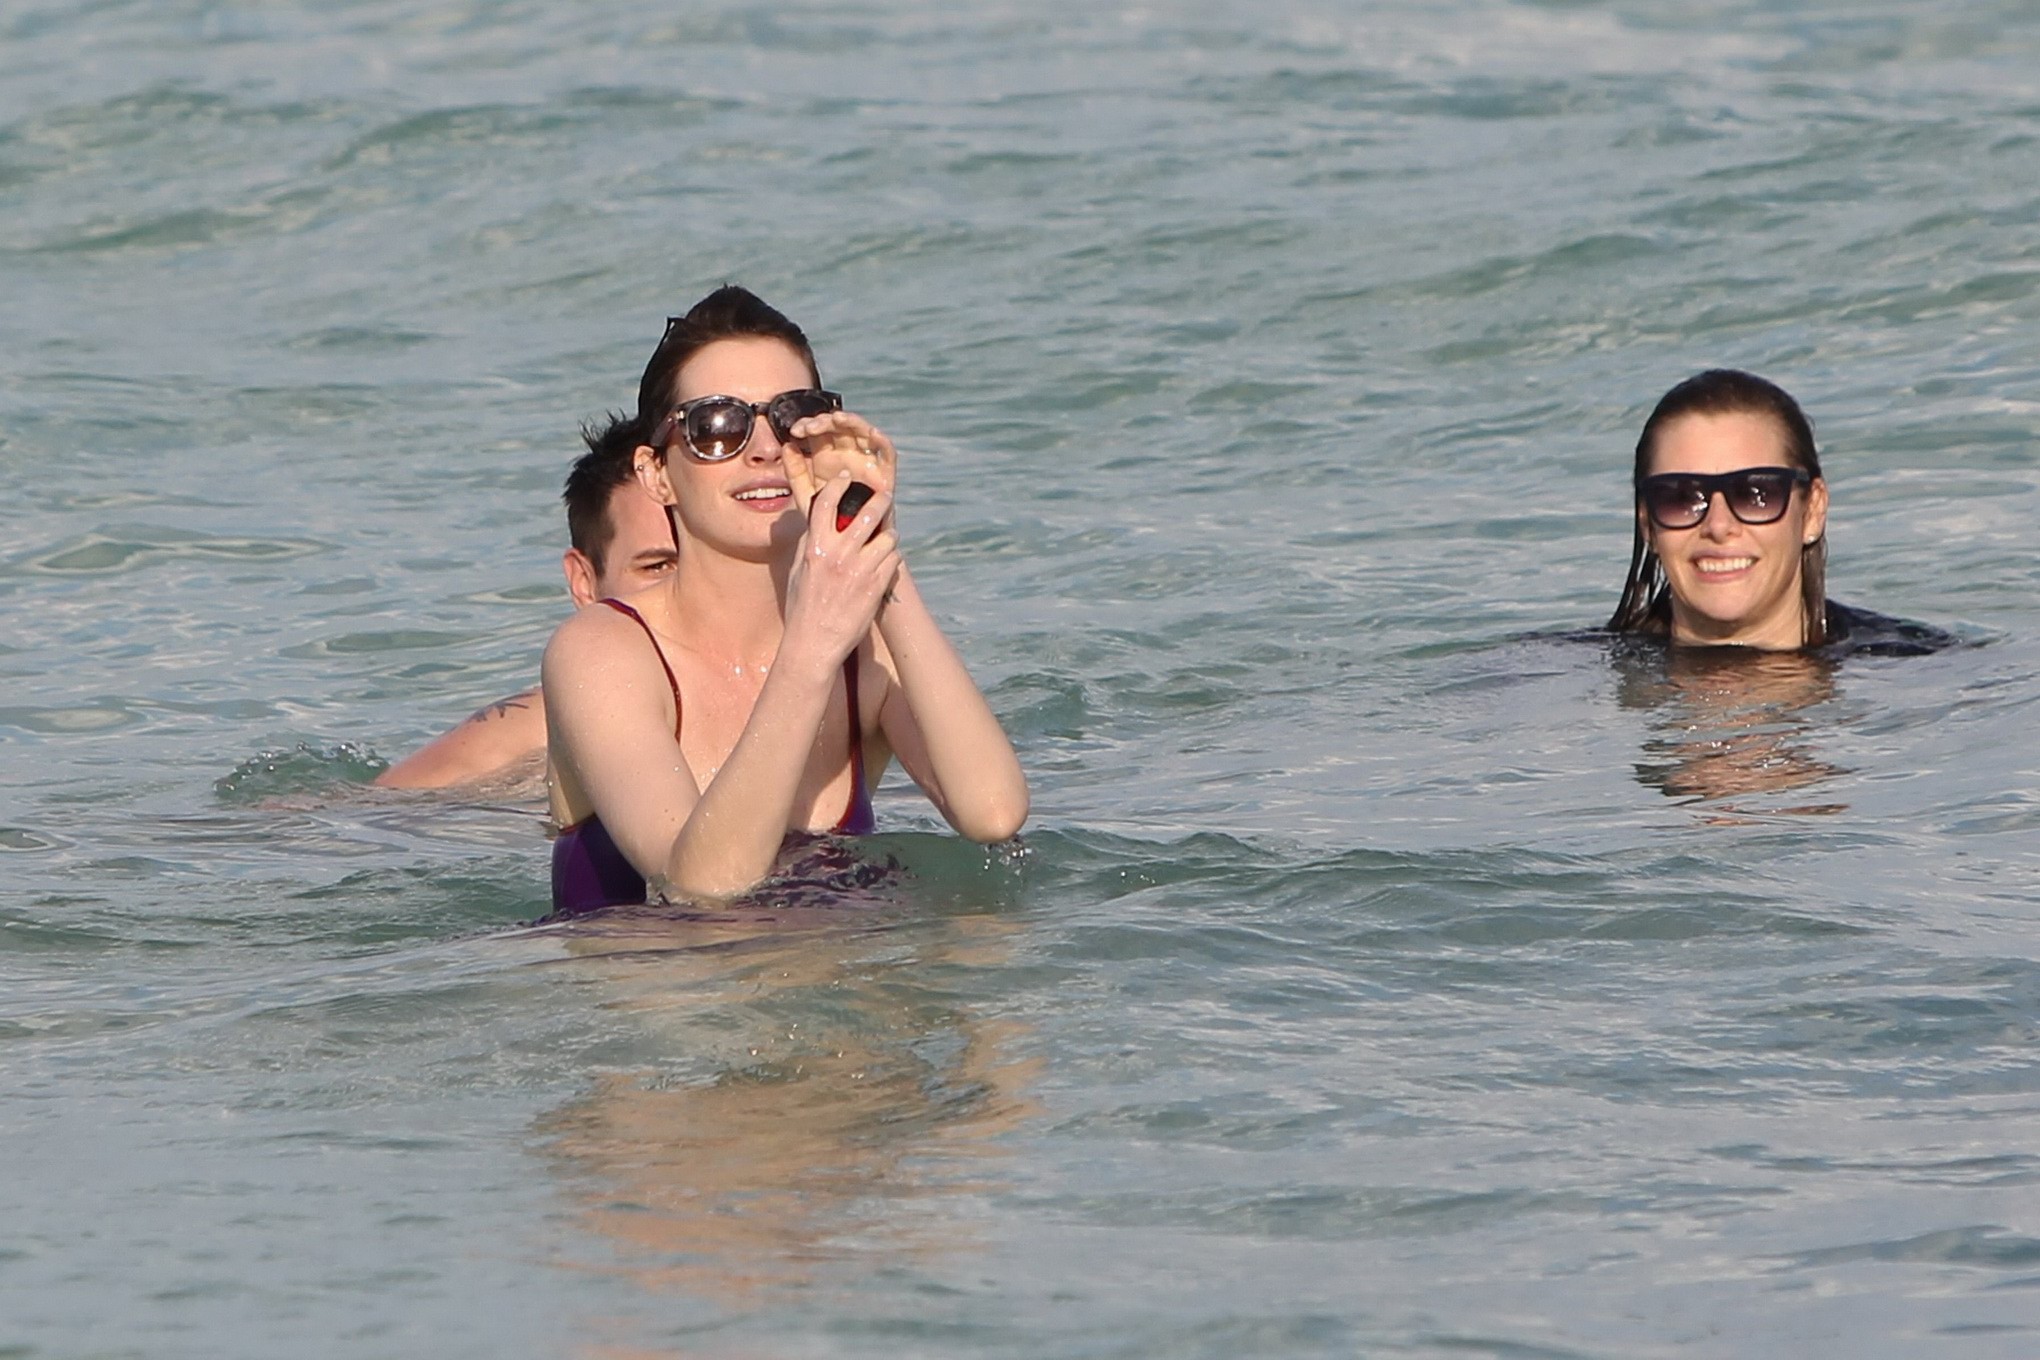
left=467, top=697, right=533, bottom=725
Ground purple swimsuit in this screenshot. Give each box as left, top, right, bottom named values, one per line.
left=549, top=599, right=877, bottom=916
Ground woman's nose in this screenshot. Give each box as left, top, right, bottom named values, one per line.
left=744, top=412, right=782, bottom=460
left=1697, top=491, right=1738, bottom=537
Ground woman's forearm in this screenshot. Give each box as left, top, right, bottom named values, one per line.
left=876, top=567, right=1029, bottom=841
left=657, top=654, right=838, bottom=899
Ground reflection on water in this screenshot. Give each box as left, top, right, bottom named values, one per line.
left=531, top=907, right=1040, bottom=1305
left=1615, top=642, right=1849, bottom=817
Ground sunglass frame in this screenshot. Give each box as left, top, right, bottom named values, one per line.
left=652, top=388, right=844, bottom=461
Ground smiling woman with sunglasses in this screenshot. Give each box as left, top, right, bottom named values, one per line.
left=1608, top=369, right=1953, bottom=654
left=541, top=285, right=1028, bottom=912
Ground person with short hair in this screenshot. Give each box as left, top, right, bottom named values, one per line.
left=375, top=427, right=678, bottom=789
left=543, top=285, right=1028, bottom=912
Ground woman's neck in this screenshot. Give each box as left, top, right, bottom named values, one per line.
left=663, top=544, right=787, bottom=663
left=1668, top=597, right=1805, bottom=651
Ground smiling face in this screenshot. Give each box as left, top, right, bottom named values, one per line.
left=643, top=336, right=814, bottom=558
left=1642, top=409, right=1828, bottom=650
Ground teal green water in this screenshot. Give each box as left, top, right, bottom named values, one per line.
left=4, top=2, right=2039, bottom=1356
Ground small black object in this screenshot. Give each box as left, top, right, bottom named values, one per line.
left=835, top=481, right=875, bottom=531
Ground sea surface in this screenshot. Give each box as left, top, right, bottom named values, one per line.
left=3, top=1, right=2039, bottom=1356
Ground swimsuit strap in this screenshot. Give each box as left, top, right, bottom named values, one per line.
left=598, top=598, right=683, bottom=738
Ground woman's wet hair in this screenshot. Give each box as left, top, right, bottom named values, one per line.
left=1607, top=368, right=1829, bottom=647
left=634, top=284, right=822, bottom=428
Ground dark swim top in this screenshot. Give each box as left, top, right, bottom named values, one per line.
left=549, top=599, right=876, bottom=916
left=1578, top=599, right=1962, bottom=658
left=1817, top=601, right=1963, bottom=657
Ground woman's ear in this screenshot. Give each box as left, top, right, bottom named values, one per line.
left=1802, top=476, right=1829, bottom=545
left=634, top=445, right=676, bottom=506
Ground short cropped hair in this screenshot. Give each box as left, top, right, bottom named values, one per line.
left=561, top=414, right=646, bottom=572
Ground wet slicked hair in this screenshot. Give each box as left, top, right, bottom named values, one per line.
left=635, top=284, right=821, bottom=428
left=1607, top=368, right=1829, bottom=647
left=561, top=414, right=648, bottom=572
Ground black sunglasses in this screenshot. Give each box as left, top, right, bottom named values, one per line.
left=1638, top=466, right=1810, bottom=530
left=650, top=388, right=843, bottom=462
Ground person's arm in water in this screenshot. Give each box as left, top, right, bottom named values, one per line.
left=785, top=413, right=1028, bottom=842
left=375, top=689, right=547, bottom=788
left=544, top=477, right=900, bottom=900
left=868, top=568, right=1028, bottom=841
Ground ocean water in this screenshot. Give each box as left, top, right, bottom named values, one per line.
left=4, top=1, right=2039, bottom=1355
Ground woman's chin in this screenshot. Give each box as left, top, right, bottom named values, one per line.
left=1670, top=601, right=1802, bottom=648
left=767, top=512, right=806, bottom=553
left=685, top=514, right=801, bottom=563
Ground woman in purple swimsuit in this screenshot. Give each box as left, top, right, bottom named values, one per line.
left=544, top=287, right=1029, bottom=913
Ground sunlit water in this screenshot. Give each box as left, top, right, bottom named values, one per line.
left=4, top=1, right=2039, bottom=1356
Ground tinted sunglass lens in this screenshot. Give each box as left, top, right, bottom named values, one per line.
left=1727, top=472, right=1792, bottom=524
left=1644, top=479, right=1706, bottom=528
left=766, top=390, right=837, bottom=441
left=685, top=400, right=754, bottom=459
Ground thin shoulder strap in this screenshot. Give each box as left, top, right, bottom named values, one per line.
left=598, top=598, right=683, bottom=737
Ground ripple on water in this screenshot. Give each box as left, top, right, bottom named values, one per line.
left=1039, top=1180, right=1608, bottom=1242
left=282, top=325, right=439, bottom=354
left=0, top=699, right=144, bottom=735
left=279, top=630, right=480, bottom=660
left=1787, top=1225, right=2040, bottom=1272
left=11, top=529, right=323, bottom=576
left=0, top=826, right=70, bottom=852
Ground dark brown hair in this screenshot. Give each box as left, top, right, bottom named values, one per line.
left=1607, top=369, right=1829, bottom=646
left=634, top=284, right=822, bottom=430
left=561, top=415, right=649, bottom=571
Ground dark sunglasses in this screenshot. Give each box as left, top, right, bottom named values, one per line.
left=650, top=388, right=843, bottom=462
left=1638, top=465, right=1810, bottom=530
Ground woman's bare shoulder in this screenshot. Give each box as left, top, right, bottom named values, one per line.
left=543, top=602, right=656, bottom=685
